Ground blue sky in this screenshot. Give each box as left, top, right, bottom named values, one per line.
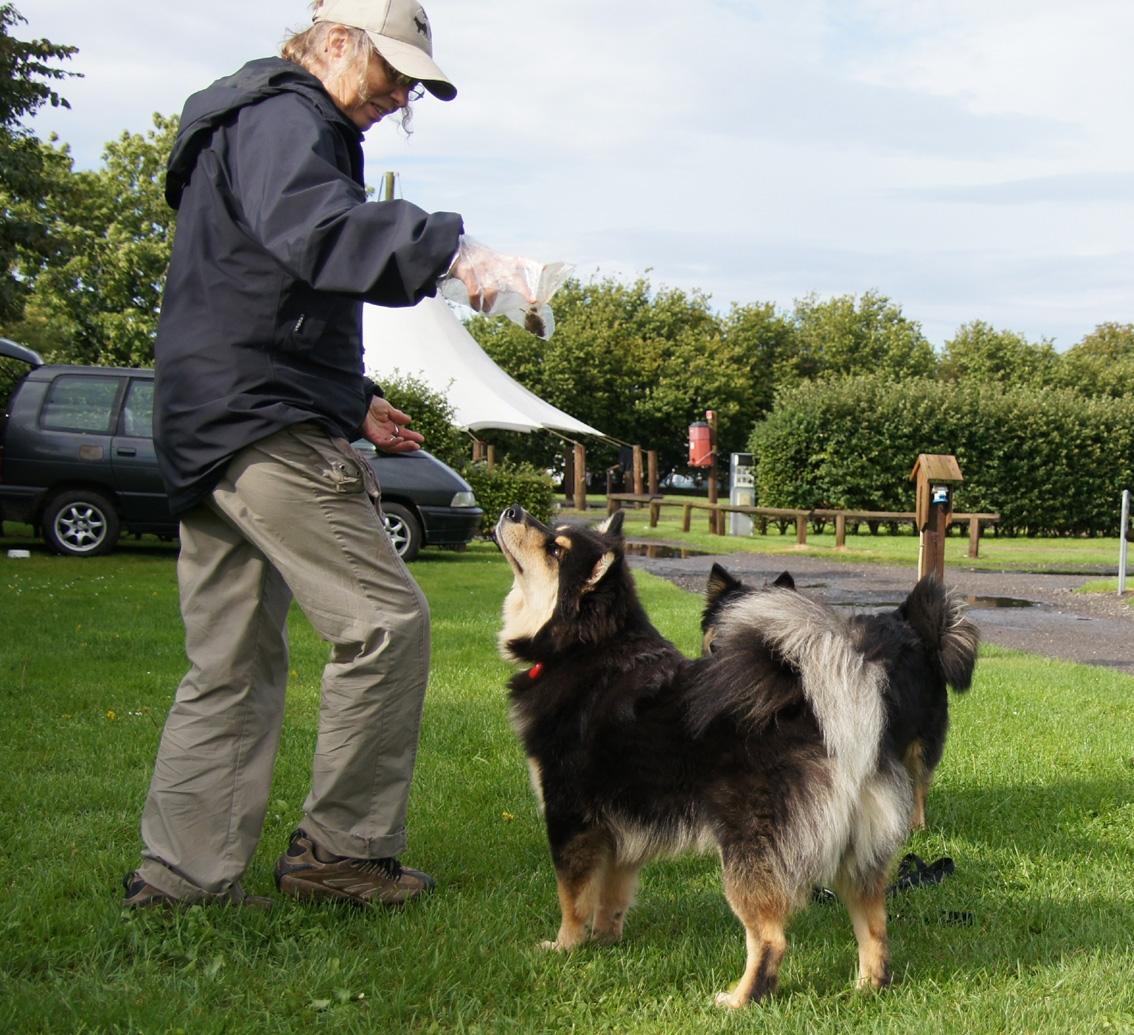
left=23, top=0, right=1134, bottom=350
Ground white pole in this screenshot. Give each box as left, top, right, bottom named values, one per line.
left=1120, top=489, right=1130, bottom=596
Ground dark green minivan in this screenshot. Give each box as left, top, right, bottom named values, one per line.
left=0, top=339, right=481, bottom=559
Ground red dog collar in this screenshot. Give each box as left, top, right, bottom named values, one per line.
left=528, top=662, right=544, bottom=680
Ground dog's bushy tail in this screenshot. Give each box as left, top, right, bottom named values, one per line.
left=900, top=575, right=980, bottom=691
left=712, top=588, right=887, bottom=788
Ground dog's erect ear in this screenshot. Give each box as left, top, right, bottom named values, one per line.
left=583, top=550, right=618, bottom=593
left=597, top=510, right=625, bottom=537
left=773, top=571, right=796, bottom=590
left=706, top=562, right=741, bottom=603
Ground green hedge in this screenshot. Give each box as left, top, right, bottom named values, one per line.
left=750, top=375, right=1134, bottom=536
left=462, top=461, right=556, bottom=536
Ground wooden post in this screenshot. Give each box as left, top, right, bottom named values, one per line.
left=471, top=438, right=485, bottom=463
left=573, top=443, right=587, bottom=512
left=911, top=454, right=963, bottom=581
left=923, top=502, right=947, bottom=578
left=649, top=500, right=660, bottom=527
left=795, top=513, right=807, bottom=546
left=835, top=513, right=847, bottom=550
left=563, top=448, right=575, bottom=503
left=632, top=445, right=644, bottom=496
left=706, top=410, right=721, bottom=534
left=682, top=502, right=693, bottom=532
left=968, top=516, right=981, bottom=559
left=486, top=444, right=496, bottom=471
left=647, top=450, right=658, bottom=495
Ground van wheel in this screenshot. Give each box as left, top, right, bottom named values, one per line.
left=380, top=502, right=422, bottom=562
left=43, top=490, right=121, bottom=556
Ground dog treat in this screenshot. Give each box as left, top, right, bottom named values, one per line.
left=523, top=308, right=545, bottom=337
left=439, top=236, right=571, bottom=339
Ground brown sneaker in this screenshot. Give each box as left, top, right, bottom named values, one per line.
left=121, top=871, right=273, bottom=910
left=274, top=829, right=435, bottom=907
left=122, top=871, right=178, bottom=908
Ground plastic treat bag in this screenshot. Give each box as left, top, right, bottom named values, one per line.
left=439, top=236, right=573, bottom=339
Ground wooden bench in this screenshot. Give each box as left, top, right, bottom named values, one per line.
left=634, top=496, right=1001, bottom=557
left=607, top=493, right=663, bottom=514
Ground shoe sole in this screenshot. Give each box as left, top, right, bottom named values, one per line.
left=276, top=872, right=426, bottom=908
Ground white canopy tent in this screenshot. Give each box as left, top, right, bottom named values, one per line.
left=362, top=295, right=605, bottom=439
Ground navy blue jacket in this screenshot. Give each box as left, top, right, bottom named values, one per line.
left=154, top=57, right=463, bottom=514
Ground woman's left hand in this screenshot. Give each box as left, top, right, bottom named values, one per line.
left=362, top=397, right=425, bottom=453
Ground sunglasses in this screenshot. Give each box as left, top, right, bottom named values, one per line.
left=379, top=53, right=425, bottom=102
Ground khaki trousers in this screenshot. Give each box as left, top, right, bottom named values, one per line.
left=138, top=424, right=430, bottom=900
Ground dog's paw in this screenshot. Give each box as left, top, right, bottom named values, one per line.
left=856, top=965, right=892, bottom=991
left=538, top=938, right=575, bottom=952
left=714, top=990, right=746, bottom=1010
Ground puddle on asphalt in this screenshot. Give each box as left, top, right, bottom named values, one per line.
left=964, top=595, right=1036, bottom=609
left=624, top=542, right=709, bottom=559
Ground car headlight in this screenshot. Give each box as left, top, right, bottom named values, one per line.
left=449, top=491, right=477, bottom=508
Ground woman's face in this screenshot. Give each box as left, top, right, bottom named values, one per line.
left=340, top=51, right=414, bottom=131
left=321, top=30, right=416, bottom=131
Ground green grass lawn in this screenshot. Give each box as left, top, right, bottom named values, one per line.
left=2, top=540, right=1133, bottom=1033
left=1077, top=578, right=1134, bottom=606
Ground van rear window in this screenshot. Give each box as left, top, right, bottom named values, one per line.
left=121, top=379, right=154, bottom=437
left=41, top=374, right=122, bottom=433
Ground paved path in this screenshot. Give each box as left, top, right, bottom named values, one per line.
left=624, top=546, right=1134, bottom=677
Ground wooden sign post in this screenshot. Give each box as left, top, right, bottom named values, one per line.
left=911, top=453, right=963, bottom=581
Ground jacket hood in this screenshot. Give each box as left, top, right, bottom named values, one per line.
left=165, top=57, right=358, bottom=209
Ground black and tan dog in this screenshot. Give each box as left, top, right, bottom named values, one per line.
left=702, top=564, right=979, bottom=830
left=495, top=505, right=938, bottom=1007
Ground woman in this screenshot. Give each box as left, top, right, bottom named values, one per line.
left=125, top=0, right=501, bottom=909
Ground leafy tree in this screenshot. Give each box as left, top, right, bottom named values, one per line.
left=5, top=115, right=177, bottom=365
left=1057, top=322, right=1134, bottom=398
left=0, top=3, right=78, bottom=323
left=786, top=290, right=936, bottom=383
left=939, top=319, right=1058, bottom=385
left=720, top=300, right=797, bottom=420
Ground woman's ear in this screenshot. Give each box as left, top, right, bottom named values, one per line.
left=322, top=24, right=350, bottom=61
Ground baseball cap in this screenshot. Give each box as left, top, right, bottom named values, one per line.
left=312, top=0, right=456, bottom=101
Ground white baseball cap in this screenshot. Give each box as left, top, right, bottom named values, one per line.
left=312, top=0, right=456, bottom=101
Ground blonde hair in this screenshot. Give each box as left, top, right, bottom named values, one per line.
left=281, top=19, right=414, bottom=133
